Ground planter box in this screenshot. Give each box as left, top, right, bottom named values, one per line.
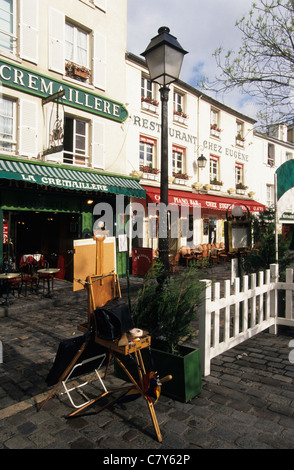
left=114, top=344, right=202, bottom=403
left=142, top=101, right=159, bottom=114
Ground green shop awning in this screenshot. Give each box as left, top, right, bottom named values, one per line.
left=0, top=157, right=146, bottom=198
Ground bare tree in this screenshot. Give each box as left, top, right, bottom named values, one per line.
left=206, top=0, right=294, bottom=129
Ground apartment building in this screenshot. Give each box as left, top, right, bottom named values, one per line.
left=0, top=0, right=145, bottom=278
left=125, top=52, right=266, bottom=252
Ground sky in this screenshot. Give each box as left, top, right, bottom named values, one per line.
left=127, top=0, right=258, bottom=121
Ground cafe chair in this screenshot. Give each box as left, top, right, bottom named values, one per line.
left=7, top=276, right=21, bottom=298
left=180, top=246, right=195, bottom=266
left=38, top=261, right=54, bottom=294
left=20, top=262, right=38, bottom=296
left=218, top=242, right=228, bottom=263
left=210, top=244, right=219, bottom=265
left=169, top=252, right=180, bottom=274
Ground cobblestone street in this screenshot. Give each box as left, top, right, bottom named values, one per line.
left=1, top=265, right=294, bottom=452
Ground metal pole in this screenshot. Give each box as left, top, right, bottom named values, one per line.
left=274, top=172, right=279, bottom=263
left=158, top=85, right=170, bottom=275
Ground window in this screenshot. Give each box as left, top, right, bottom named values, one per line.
left=65, top=22, right=89, bottom=79
left=0, top=97, right=16, bottom=152
left=235, top=163, right=243, bottom=185
left=0, top=0, right=16, bottom=54
left=172, top=146, right=185, bottom=175
left=173, top=90, right=187, bottom=120
left=63, top=116, right=88, bottom=166
left=268, top=143, right=275, bottom=166
left=236, top=121, right=245, bottom=146
left=266, top=184, right=274, bottom=208
left=210, top=156, right=219, bottom=182
left=173, top=91, right=183, bottom=113
left=210, top=108, right=221, bottom=137
left=141, top=76, right=159, bottom=112
left=139, top=136, right=157, bottom=170
left=141, top=76, right=152, bottom=101
left=286, top=152, right=293, bottom=161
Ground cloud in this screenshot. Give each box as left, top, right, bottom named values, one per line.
left=127, top=0, right=256, bottom=119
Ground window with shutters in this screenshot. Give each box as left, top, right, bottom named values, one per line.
left=63, top=116, right=89, bottom=166
left=0, top=0, right=17, bottom=55
left=0, top=96, right=16, bottom=153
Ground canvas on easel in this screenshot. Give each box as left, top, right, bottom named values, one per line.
left=73, top=236, right=116, bottom=291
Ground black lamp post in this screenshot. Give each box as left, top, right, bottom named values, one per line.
left=142, top=27, right=188, bottom=274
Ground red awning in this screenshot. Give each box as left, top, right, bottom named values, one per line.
left=143, top=186, right=265, bottom=213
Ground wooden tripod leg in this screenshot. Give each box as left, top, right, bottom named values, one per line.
left=38, top=339, right=89, bottom=412
left=104, top=352, right=112, bottom=379
left=136, top=350, right=162, bottom=443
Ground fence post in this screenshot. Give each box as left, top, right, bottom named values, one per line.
left=270, top=263, right=279, bottom=334
left=199, top=280, right=212, bottom=377
left=285, top=268, right=293, bottom=321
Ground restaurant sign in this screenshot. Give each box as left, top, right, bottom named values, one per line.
left=0, top=59, right=128, bottom=123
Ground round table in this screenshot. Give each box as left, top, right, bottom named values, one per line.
left=37, top=268, right=60, bottom=298
left=0, top=273, right=21, bottom=306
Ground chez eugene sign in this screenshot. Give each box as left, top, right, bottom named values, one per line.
left=0, top=59, right=128, bottom=123
left=133, top=115, right=249, bottom=163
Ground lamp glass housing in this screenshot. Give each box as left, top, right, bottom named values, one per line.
left=197, top=154, right=207, bottom=169
left=142, top=27, right=187, bottom=87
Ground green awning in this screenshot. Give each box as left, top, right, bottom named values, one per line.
left=0, top=157, right=146, bottom=198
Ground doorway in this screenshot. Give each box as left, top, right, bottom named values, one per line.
left=10, top=211, right=80, bottom=280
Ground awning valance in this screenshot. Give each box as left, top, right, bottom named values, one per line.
left=144, top=186, right=265, bottom=213
left=0, top=157, right=146, bottom=198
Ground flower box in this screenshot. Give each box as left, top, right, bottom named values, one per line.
left=140, top=165, right=160, bottom=175
left=141, top=96, right=159, bottom=107
left=65, top=62, right=90, bottom=81
left=142, top=101, right=159, bottom=114
left=172, top=172, right=189, bottom=180
left=236, top=135, right=245, bottom=147
left=210, top=124, right=221, bottom=138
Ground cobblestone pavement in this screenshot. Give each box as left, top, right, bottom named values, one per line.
left=1, top=264, right=294, bottom=452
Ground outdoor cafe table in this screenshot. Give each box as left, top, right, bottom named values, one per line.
left=37, top=268, right=60, bottom=298
left=0, top=272, right=21, bottom=306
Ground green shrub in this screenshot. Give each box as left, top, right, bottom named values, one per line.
left=132, top=261, right=204, bottom=354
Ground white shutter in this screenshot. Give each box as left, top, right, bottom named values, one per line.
left=48, top=8, right=65, bottom=74
left=92, top=120, right=105, bottom=169
left=93, top=32, right=106, bottom=90
left=19, top=100, right=38, bottom=158
left=93, top=0, right=107, bottom=12
left=20, top=0, right=39, bottom=64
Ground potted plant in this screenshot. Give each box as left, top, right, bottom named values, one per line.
left=115, top=261, right=203, bottom=402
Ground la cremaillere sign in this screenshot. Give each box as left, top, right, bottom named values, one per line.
left=0, top=59, right=128, bottom=123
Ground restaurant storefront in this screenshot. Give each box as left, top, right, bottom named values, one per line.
left=0, top=156, right=145, bottom=280
left=140, top=185, right=265, bottom=251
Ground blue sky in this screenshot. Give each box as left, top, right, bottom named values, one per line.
left=127, top=0, right=258, bottom=120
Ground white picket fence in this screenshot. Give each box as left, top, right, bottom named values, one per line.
left=199, top=264, right=294, bottom=376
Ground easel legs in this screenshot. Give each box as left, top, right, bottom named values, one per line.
left=67, top=351, right=163, bottom=443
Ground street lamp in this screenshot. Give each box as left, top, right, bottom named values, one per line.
left=142, top=27, right=188, bottom=274
left=197, top=154, right=207, bottom=169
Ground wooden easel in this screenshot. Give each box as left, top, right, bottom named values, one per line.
left=40, top=237, right=171, bottom=442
